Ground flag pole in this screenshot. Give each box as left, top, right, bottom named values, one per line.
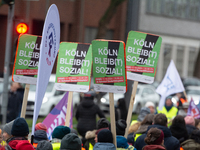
left=183, top=91, right=188, bottom=101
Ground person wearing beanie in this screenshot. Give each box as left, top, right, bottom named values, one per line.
left=36, top=140, right=53, bottom=150
left=32, top=130, right=48, bottom=148
left=51, top=125, right=71, bottom=150
left=5, top=117, right=29, bottom=150
left=134, top=114, right=180, bottom=150
left=35, top=123, right=47, bottom=132
left=16, top=140, right=34, bottom=150
left=84, top=129, right=97, bottom=150
left=156, top=96, right=178, bottom=124
left=137, top=107, right=151, bottom=122
left=145, top=101, right=155, bottom=114
left=184, top=116, right=197, bottom=137
left=97, top=118, right=110, bottom=129
left=3, top=120, right=14, bottom=142
left=142, top=128, right=166, bottom=150
left=60, top=133, right=82, bottom=150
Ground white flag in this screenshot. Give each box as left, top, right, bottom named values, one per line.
left=156, top=60, right=185, bottom=110
left=31, top=4, right=60, bottom=136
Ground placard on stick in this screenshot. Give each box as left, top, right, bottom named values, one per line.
left=55, top=42, right=92, bottom=126
left=92, top=39, right=127, bottom=147
left=12, top=34, right=42, bottom=118
left=124, top=31, right=162, bottom=138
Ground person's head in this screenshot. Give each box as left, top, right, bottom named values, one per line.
left=3, top=120, right=14, bottom=141
left=34, top=130, right=48, bottom=143
left=36, top=140, right=53, bottom=150
left=190, top=130, right=200, bottom=144
left=97, top=118, right=110, bottom=129
left=95, top=128, right=109, bottom=143
left=182, top=102, right=189, bottom=113
left=145, top=128, right=164, bottom=145
left=137, top=107, right=151, bottom=122
left=165, top=96, right=173, bottom=107
left=153, top=114, right=167, bottom=127
left=195, top=119, right=200, bottom=129
left=35, top=123, right=47, bottom=132
left=172, top=115, right=186, bottom=126
left=184, top=116, right=195, bottom=126
left=60, top=133, right=82, bottom=150
left=145, top=101, right=155, bottom=114
left=176, top=93, right=183, bottom=99
left=117, top=98, right=127, bottom=109
left=141, top=114, right=155, bottom=126
left=52, top=125, right=70, bottom=139
left=11, top=118, right=29, bottom=138
left=16, top=140, right=35, bottom=150
left=98, top=129, right=113, bottom=143
left=116, top=119, right=127, bottom=136
left=10, top=82, right=21, bottom=92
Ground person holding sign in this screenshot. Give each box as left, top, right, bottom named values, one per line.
left=75, top=91, right=105, bottom=144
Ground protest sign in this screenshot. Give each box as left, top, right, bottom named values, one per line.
left=92, top=40, right=127, bottom=93
left=12, top=34, right=41, bottom=84
left=126, top=31, right=162, bottom=84
left=55, top=42, right=92, bottom=92
left=31, top=4, right=60, bottom=137
left=43, top=92, right=73, bottom=140
left=187, top=98, right=200, bottom=119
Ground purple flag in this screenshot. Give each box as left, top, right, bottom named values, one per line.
left=42, top=92, right=73, bottom=140
left=187, top=98, right=200, bottom=119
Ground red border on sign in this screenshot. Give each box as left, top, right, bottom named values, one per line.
left=95, top=76, right=124, bottom=83
left=57, top=76, right=89, bottom=83
left=16, top=69, right=38, bottom=75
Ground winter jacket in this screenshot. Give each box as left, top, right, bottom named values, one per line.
left=142, top=145, right=166, bottom=150
left=181, top=139, right=200, bottom=150
left=5, top=137, right=27, bottom=150
left=134, top=124, right=149, bottom=142
left=185, top=124, right=197, bottom=137
left=84, top=130, right=96, bottom=150
left=93, top=142, right=116, bottom=150
left=134, top=124, right=180, bottom=150
left=76, top=99, right=105, bottom=137
left=170, top=122, right=189, bottom=143
left=116, top=136, right=134, bottom=150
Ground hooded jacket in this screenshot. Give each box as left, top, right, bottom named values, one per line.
left=93, top=142, right=116, bottom=150
left=116, top=136, right=134, bottom=150
left=134, top=124, right=180, bottom=150
left=76, top=99, right=105, bottom=137
left=181, top=139, right=200, bottom=150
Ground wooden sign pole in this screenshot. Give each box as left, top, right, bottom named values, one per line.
left=109, top=92, right=117, bottom=147
left=124, top=81, right=138, bottom=138
left=20, top=84, right=30, bottom=118
left=65, top=91, right=73, bottom=127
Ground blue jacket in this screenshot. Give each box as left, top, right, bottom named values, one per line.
left=134, top=124, right=180, bottom=150
left=93, top=142, right=116, bottom=150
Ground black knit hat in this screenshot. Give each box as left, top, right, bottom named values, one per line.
left=116, top=119, right=127, bottom=136
left=97, top=118, right=110, bottom=129
left=52, top=125, right=71, bottom=139
left=11, top=117, right=29, bottom=137
left=97, top=129, right=113, bottom=143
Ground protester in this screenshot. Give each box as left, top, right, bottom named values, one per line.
left=97, top=118, right=110, bottom=130
left=178, top=102, right=189, bottom=117
left=181, top=129, right=200, bottom=150
left=94, top=128, right=109, bottom=143
left=116, top=98, right=127, bottom=120
left=51, top=125, right=71, bottom=150
left=6, top=82, right=24, bottom=123
left=5, top=117, right=29, bottom=150
left=134, top=114, right=180, bottom=150
left=36, top=140, right=53, bottom=150
left=35, top=122, right=47, bottom=132
left=142, top=128, right=166, bottom=150
left=156, top=96, right=178, bottom=123
left=144, top=101, right=155, bottom=114
left=137, top=107, right=151, bottom=122
left=33, top=130, right=48, bottom=148
left=134, top=114, right=154, bottom=142
left=184, top=116, right=197, bottom=137
left=3, top=120, right=14, bottom=143
left=93, top=129, right=116, bottom=150
left=176, top=93, right=187, bottom=110
left=60, top=133, right=82, bottom=150
left=16, top=140, right=34, bottom=150
left=76, top=91, right=105, bottom=144
left=169, top=115, right=189, bottom=143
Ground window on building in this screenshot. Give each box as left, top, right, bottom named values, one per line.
left=188, top=47, right=198, bottom=76
left=176, top=45, right=184, bottom=76
left=163, top=44, right=172, bottom=77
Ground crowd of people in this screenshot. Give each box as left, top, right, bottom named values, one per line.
left=1, top=91, right=200, bottom=150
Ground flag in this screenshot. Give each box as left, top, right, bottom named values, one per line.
left=156, top=60, right=185, bottom=110
left=42, top=92, right=73, bottom=140
left=187, top=98, right=200, bottom=119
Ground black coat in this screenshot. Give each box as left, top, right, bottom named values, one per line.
left=185, top=124, right=197, bottom=137
left=76, top=99, right=105, bottom=137
left=134, top=124, right=180, bottom=150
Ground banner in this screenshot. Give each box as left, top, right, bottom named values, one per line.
left=12, top=34, right=41, bottom=84
left=42, top=92, right=73, bottom=140
left=92, top=40, right=127, bottom=93
left=156, top=60, right=185, bottom=110
left=126, top=31, right=162, bottom=83
left=31, top=4, right=60, bottom=135
left=187, top=98, right=200, bottom=119
left=55, top=42, right=92, bottom=92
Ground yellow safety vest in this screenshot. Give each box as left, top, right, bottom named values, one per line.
left=52, top=143, right=60, bottom=150
left=89, top=143, right=93, bottom=150
left=134, top=133, right=142, bottom=142
left=130, top=120, right=138, bottom=126
left=157, top=106, right=178, bottom=121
